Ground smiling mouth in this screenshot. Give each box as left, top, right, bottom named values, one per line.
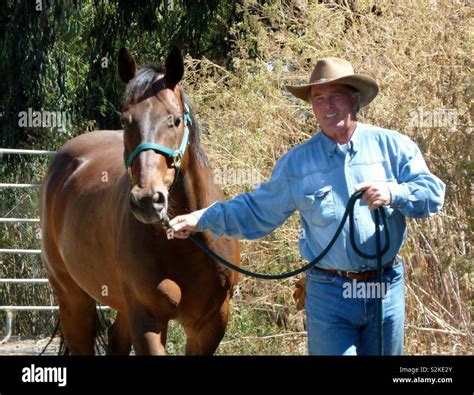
left=325, top=113, right=338, bottom=119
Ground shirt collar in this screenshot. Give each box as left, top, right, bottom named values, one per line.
left=349, top=123, right=360, bottom=153
left=320, top=122, right=360, bottom=157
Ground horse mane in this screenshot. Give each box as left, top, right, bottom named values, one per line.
left=123, top=63, right=209, bottom=165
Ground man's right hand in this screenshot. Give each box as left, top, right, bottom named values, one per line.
left=169, top=214, right=199, bottom=239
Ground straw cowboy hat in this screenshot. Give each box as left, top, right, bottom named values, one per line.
left=286, top=58, right=379, bottom=108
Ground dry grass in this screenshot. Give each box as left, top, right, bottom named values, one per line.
left=181, top=0, right=472, bottom=355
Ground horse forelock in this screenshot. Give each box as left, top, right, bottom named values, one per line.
left=124, top=63, right=165, bottom=105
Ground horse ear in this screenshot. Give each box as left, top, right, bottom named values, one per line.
left=118, top=47, right=137, bottom=84
left=164, top=45, right=184, bottom=89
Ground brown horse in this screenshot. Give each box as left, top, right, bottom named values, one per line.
left=40, top=46, right=240, bottom=355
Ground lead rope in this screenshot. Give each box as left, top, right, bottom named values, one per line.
left=375, top=210, right=384, bottom=356
left=163, top=190, right=389, bottom=355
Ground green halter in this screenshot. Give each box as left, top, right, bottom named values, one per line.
left=124, top=102, right=192, bottom=191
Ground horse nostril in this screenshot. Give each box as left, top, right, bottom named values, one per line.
left=130, top=192, right=141, bottom=209
left=152, top=191, right=166, bottom=205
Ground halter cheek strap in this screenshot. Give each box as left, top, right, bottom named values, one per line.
left=124, top=103, right=192, bottom=191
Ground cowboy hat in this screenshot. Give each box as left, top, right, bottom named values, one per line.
left=286, top=58, right=379, bottom=108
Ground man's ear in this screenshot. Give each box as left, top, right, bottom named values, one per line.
left=164, top=45, right=184, bottom=89
left=118, top=47, right=137, bottom=84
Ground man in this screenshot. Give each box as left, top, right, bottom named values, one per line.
left=169, top=58, right=445, bottom=355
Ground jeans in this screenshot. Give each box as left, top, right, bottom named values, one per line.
left=305, top=260, right=405, bottom=355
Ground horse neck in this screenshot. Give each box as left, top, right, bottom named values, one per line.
left=173, top=147, right=222, bottom=213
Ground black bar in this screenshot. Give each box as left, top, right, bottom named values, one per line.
left=0, top=355, right=471, bottom=393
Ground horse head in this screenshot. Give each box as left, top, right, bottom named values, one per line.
left=118, top=46, right=190, bottom=224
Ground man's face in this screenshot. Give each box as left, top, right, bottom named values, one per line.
left=310, top=83, right=358, bottom=134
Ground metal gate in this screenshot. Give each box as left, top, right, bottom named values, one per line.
left=0, top=148, right=109, bottom=345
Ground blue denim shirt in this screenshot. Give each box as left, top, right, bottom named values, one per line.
left=198, top=122, right=446, bottom=271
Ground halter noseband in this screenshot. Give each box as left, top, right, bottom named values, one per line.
left=124, top=102, right=192, bottom=191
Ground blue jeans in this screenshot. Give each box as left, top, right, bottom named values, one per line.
left=305, top=261, right=405, bottom=355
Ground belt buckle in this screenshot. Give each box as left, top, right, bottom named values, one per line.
left=337, top=269, right=358, bottom=279
left=345, top=270, right=360, bottom=277
left=346, top=270, right=359, bottom=275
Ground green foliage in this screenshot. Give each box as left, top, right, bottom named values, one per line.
left=0, top=0, right=242, bottom=149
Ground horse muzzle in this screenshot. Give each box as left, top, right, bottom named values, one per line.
left=130, top=188, right=168, bottom=224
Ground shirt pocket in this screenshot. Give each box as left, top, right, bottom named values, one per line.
left=352, top=160, right=397, bottom=218
left=304, top=185, right=337, bottom=227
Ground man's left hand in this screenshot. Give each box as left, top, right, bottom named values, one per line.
left=355, top=181, right=392, bottom=210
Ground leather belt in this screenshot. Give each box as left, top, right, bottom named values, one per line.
left=314, top=257, right=399, bottom=282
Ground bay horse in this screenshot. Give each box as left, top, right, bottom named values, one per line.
left=40, top=46, right=240, bottom=355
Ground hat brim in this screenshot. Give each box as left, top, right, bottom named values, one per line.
left=286, top=74, right=379, bottom=108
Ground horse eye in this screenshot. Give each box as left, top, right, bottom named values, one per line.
left=120, top=115, right=131, bottom=128
left=167, top=114, right=182, bottom=128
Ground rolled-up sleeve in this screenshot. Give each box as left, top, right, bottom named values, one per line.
left=197, top=156, right=296, bottom=239
left=388, top=135, right=445, bottom=218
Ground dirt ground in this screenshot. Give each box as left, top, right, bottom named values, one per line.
left=0, top=336, right=60, bottom=355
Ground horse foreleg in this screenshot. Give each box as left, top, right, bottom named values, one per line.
left=184, top=302, right=230, bottom=355
left=107, top=312, right=132, bottom=355
left=127, top=308, right=169, bottom=355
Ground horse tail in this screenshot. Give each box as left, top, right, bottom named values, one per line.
left=39, top=318, right=63, bottom=355
left=95, top=304, right=110, bottom=354
left=40, top=306, right=111, bottom=355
